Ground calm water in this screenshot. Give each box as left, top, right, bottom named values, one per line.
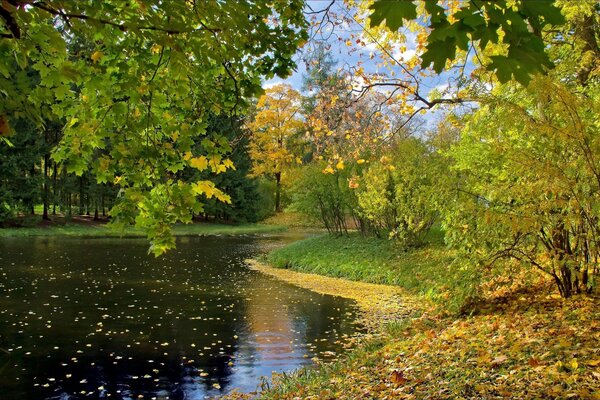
left=0, top=234, right=361, bottom=399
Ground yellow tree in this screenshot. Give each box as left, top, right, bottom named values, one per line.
left=248, top=84, right=304, bottom=212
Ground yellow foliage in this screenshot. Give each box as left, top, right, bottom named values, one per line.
left=91, top=50, right=103, bottom=63
left=189, top=156, right=208, bottom=171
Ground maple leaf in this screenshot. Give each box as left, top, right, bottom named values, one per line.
left=190, top=156, right=208, bottom=171
left=369, top=0, right=417, bottom=32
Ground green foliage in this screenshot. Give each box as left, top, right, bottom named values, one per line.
left=357, top=139, right=439, bottom=247
left=438, top=2, right=600, bottom=298
left=0, top=118, right=45, bottom=220
left=369, top=0, right=566, bottom=84
left=182, top=114, right=267, bottom=223
left=288, top=163, right=358, bottom=235
left=0, top=0, right=307, bottom=253
left=444, top=77, right=599, bottom=297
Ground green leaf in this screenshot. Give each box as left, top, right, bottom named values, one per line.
left=421, top=38, right=456, bottom=73
left=522, top=0, right=565, bottom=26
left=369, top=0, right=417, bottom=31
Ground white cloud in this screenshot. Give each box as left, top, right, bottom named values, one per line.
left=392, top=48, right=417, bottom=61
left=262, top=79, right=285, bottom=90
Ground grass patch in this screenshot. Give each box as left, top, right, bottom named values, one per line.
left=265, top=229, right=476, bottom=310
left=0, top=222, right=286, bottom=238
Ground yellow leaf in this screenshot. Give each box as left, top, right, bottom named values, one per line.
left=190, top=156, right=208, bottom=171
left=222, top=158, right=236, bottom=170
left=357, top=159, right=365, bottom=164
left=192, top=181, right=215, bottom=198
left=322, top=166, right=335, bottom=174
left=336, top=161, right=345, bottom=170
left=91, top=51, right=103, bottom=63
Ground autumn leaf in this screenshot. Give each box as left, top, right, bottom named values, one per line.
left=91, top=50, right=103, bottom=63
left=0, top=115, right=10, bottom=136
left=190, top=156, right=208, bottom=171
left=390, top=369, right=407, bottom=386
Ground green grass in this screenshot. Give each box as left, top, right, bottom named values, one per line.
left=266, top=228, right=478, bottom=310
left=0, top=222, right=286, bottom=238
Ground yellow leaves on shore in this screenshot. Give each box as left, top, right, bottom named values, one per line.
left=245, top=259, right=416, bottom=331
left=236, top=266, right=600, bottom=400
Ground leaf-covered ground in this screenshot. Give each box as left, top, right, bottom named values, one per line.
left=257, top=284, right=599, bottom=399
left=227, top=255, right=600, bottom=399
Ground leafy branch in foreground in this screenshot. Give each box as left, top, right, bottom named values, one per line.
left=0, top=0, right=307, bottom=254
left=369, top=0, right=566, bottom=85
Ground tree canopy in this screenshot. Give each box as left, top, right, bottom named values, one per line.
left=1, top=0, right=306, bottom=254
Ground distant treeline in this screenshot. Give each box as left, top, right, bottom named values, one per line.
left=0, top=114, right=274, bottom=226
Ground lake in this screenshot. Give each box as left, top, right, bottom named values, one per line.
left=0, top=234, right=361, bottom=399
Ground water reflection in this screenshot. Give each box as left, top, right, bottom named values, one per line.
left=0, top=235, right=360, bottom=399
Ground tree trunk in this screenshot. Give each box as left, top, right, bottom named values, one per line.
left=42, top=141, right=50, bottom=220
left=29, top=164, right=35, bottom=215
left=94, top=201, right=99, bottom=221
left=52, top=161, right=58, bottom=215
left=275, top=172, right=282, bottom=213
left=79, top=176, right=85, bottom=215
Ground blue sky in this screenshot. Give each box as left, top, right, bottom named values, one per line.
left=263, top=1, right=476, bottom=131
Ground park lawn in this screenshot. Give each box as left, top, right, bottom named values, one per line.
left=265, top=230, right=477, bottom=312
left=0, top=222, right=286, bottom=238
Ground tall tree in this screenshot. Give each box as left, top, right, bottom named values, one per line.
left=248, top=84, right=305, bottom=212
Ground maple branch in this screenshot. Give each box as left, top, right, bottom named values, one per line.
left=0, top=2, right=21, bottom=38
left=13, top=1, right=220, bottom=35
left=221, top=61, right=240, bottom=113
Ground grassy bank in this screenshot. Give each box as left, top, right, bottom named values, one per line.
left=0, top=222, right=286, bottom=238
left=265, top=230, right=477, bottom=311
left=238, top=232, right=600, bottom=399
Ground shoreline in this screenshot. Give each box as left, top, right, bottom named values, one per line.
left=245, top=259, right=422, bottom=333
left=0, top=222, right=287, bottom=238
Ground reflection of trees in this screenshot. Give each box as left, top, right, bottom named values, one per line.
left=240, top=275, right=295, bottom=363
left=0, top=235, right=359, bottom=398
left=239, top=273, right=359, bottom=366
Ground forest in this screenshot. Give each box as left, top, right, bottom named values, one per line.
left=1, top=1, right=599, bottom=399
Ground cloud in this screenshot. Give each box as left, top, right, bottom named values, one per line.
left=262, top=79, right=285, bottom=90
left=392, top=48, right=417, bottom=61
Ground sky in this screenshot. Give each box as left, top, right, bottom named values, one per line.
left=263, top=0, right=474, bottom=131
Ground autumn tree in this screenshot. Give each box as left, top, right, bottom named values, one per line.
left=442, top=2, right=599, bottom=298
left=248, top=84, right=305, bottom=213
left=357, top=138, right=439, bottom=246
